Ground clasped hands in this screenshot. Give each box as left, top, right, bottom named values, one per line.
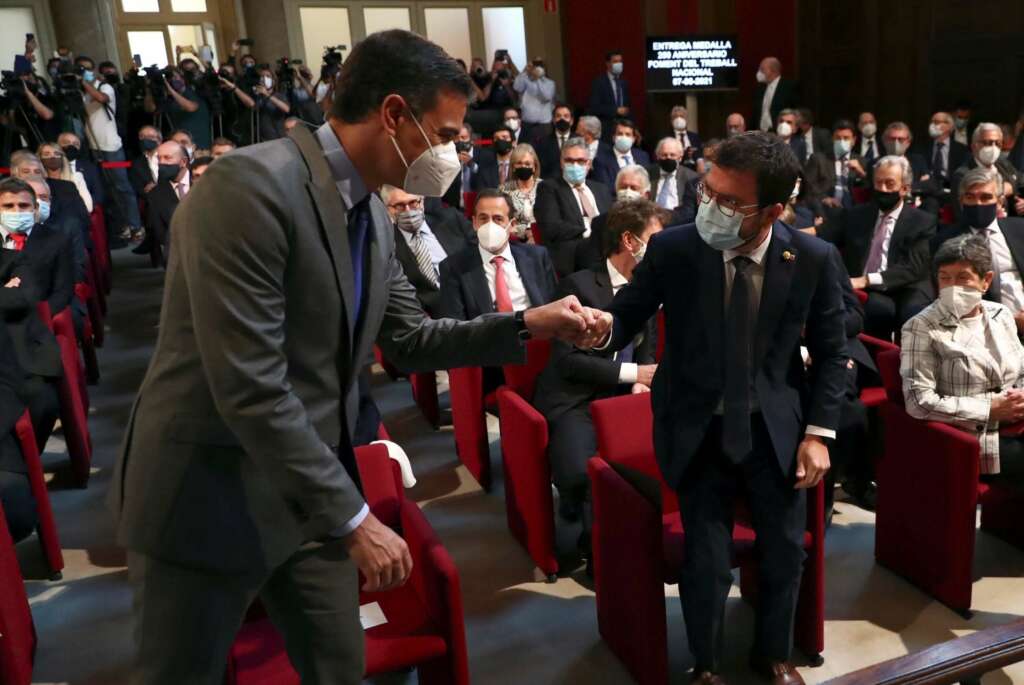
left=522, top=295, right=613, bottom=348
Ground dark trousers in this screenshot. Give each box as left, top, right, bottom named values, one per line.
left=129, top=539, right=364, bottom=685
left=25, top=378, right=59, bottom=453
left=677, top=415, right=806, bottom=671
left=863, top=287, right=932, bottom=340
left=547, top=408, right=597, bottom=534
left=0, top=467, right=36, bottom=543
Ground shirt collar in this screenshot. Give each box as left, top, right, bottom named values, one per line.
left=606, top=258, right=629, bottom=289
left=723, top=226, right=773, bottom=266
left=479, top=242, right=513, bottom=266
left=316, top=122, right=370, bottom=209
left=877, top=201, right=905, bottom=223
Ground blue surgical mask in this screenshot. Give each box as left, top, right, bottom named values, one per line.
left=37, top=199, right=51, bottom=223
left=82, top=69, right=95, bottom=83
left=695, top=198, right=755, bottom=251
left=833, top=139, right=852, bottom=158
left=614, top=135, right=634, bottom=154
left=1, top=211, right=35, bottom=234
left=563, top=163, right=587, bottom=186
left=611, top=62, right=624, bottom=76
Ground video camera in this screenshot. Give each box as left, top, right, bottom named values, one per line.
left=321, top=45, right=346, bottom=82
left=275, top=57, right=296, bottom=91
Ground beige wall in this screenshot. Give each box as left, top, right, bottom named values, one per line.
left=239, top=0, right=289, bottom=61
left=50, top=0, right=117, bottom=63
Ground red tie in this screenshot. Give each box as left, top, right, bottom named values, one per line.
left=491, top=256, right=513, bottom=313
left=9, top=234, right=26, bottom=251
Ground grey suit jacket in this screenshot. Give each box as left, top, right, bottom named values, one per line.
left=110, top=126, right=526, bottom=573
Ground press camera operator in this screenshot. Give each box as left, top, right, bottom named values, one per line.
left=143, top=61, right=212, bottom=149
left=1, top=38, right=61, bottom=153
left=233, top=63, right=290, bottom=142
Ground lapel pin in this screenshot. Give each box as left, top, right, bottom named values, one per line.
left=782, top=250, right=795, bottom=262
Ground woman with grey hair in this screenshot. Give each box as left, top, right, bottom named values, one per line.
left=901, top=234, right=1024, bottom=483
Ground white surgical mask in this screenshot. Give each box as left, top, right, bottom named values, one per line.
left=261, top=76, right=273, bottom=89
left=776, top=121, right=793, bottom=138
left=977, top=145, right=1000, bottom=167
left=476, top=220, right=509, bottom=254
left=613, top=135, right=634, bottom=154
left=695, top=198, right=754, bottom=251
left=833, top=139, right=852, bottom=158
left=504, top=118, right=520, bottom=132
left=611, top=62, right=624, bottom=76
left=672, top=117, right=687, bottom=132
left=390, top=111, right=462, bottom=197
left=886, top=139, right=908, bottom=156
left=617, top=188, right=642, bottom=202
left=860, top=122, right=877, bottom=138
left=939, top=285, right=983, bottom=319
left=928, top=123, right=944, bottom=139
left=631, top=237, right=648, bottom=263
left=755, top=69, right=767, bottom=84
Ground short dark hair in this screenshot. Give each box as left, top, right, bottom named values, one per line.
left=191, top=156, right=214, bottom=172
left=170, top=129, right=194, bottom=142
left=715, top=131, right=801, bottom=208
left=74, top=55, right=94, bottom=67
left=492, top=125, right=515, bottom=139
left=331, top=29, right=473, bottom=123
left=98, top=60, right=116, bottom=72
left=502, top=106, right=521, bottom=117
left=933, top=234, right=992, bottom=280
left=211, top=137, right=236, bottom=149
left=603, top=199, right=670, bottom=257
left=473, top=188, right=512, bottom=215
left=553, top=102, right=572, bottom=116
left=0, top=177, right=36, bottom=203
left=606, top=50, right=623, bottom=61
left=614, top=118, right=638, bottom=136
left=832, top=119, right=856, bottom=134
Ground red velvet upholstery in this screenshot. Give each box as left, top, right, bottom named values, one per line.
left=83, top=257, right=105, bottom=347
left=0, top=503, right=36, bottom=685
left=53, top=310, right=90, bottom=413
left=409, top=372, right=440, bottom=429
left=874, top=347, right=1024, bottom=614
left=462, top=192, right=477, bottom=219
left=854, top=288, right=868, bottom=305
left=448, top=365, right=491, bottom=490
left=501, top=339, right=551, bottom=401
left=52, top=312, right=93, bottom=487
left=529, top=222, right=543, bottom=245
left=656, top=310, right=665, bottom=362
left=857, top=334, right=899, bottom=408
left=16, top=412, right=63, bottom=578
left=88, top=206, right=111, bottom=296
left=73, top=282, right=100, bottom=385
left=588, top=394, right=826, bottom=682
left=225, top=444, right=469, bottom=685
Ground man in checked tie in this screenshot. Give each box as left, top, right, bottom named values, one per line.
left=583, top=132, right=847, bottom=684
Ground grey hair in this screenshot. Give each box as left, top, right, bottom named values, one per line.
left=655, top=136, right=683, bottom=156
left=615, top=164, right=651, bottom=193
left=933, top=233, right=993, bottom=280
left=561, top=136, right=589, bottom=158
left=932, top=111, right=953, bottom=126
left=9, top=150, right=41, bottom=169
left=972, top=122, right=1003, bottom=145
left=578, top=115, right=602, bottom=139
left=874, top=154, right=913, bottom=186
left=379, top=184, right=421, bottom=205
left=778, top=108, right=798, bottom=120
left=958, top=166, right=1002, bottom=197
left=670, top=105, right=688, bottom=118
left=884, top=121, right=912, bottom=140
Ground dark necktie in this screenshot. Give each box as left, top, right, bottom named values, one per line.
left=932, top=141, right=945, bottom=178
left=722, top=256, right=754, bottom=462
left=348, top=197, right=371, bottom=327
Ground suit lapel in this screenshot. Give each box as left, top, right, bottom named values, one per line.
left=593, top=264, right=612, bottom=305
left=560, top=179, right=584, bottom=223
left=999, top=219, right=1024, bottom=276
left=465, top=252, right=494, bottom=315
left=698, top=237, right=725, bottom=368
left=360, top=199, right=392, bottom=346
left=512, top=244, right=542, bottom=306
left=754, top=224, right=797, bottom=369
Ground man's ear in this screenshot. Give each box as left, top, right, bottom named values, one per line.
left=380, top=94, right=407, bottom=137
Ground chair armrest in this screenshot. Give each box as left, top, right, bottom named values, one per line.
left=1000, top=421, right=1024, bottom=437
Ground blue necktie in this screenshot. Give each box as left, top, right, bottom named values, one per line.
left=348, top=197, right=371, bottom=327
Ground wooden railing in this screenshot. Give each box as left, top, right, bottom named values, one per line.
left=823, top=619, right=1024, bottom=684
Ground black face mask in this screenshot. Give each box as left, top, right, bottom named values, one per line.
left=158, top=163, right=182, bottom=184
left=962, top=203, right=998, bottom=229
left=658, top=158, right=678, bottom=174
left=61, top=145, right=80, bottom=162
left=455, top=140, right=472, bottom=154
left=554, top=119, right=572, bottom=134
left=494, top=139, right=513, bottom=155
left=140, top=138, right=159, bottom=152
left=874, top=189, right=902, bottom=212
left=513, top=166, right=534, bottom=181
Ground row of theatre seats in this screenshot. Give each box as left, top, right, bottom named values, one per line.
left=0, top=199, right=110, bottom=684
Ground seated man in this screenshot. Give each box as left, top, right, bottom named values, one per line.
left=190, top=156, right=214, bottom=182
left=592, top=118, right=651, bottom=187
left=210, top=137, right=237, bottom=159
left=820, top=155, right=936, bottom=339
left=535, top=103, right=575, bottom=180
left=439, top=188, right=557, bottom=320
left=932, top=167, right=1024, bottom=333
left=574, top=164, right=652, bottom=271
left=903, top=233, right=1024, bottom=488
left=533, top=199, right=664, bottom=554
left=0, top=321, right=35, bottom=544
left=57, top=131, right=105, bottom=209
left=27, top=179, right=86, bottom=287
left=10, top=151, right=90, bottom=254
left=142, top=141, right=190, bottom=267
left=951, top=122, right=1024, bottom=219
left=803, top=119, right=868, bottom=211
left=383, top=185, right=474, bottom=318
left=474, top=126, right=515, bottom=189
left=534, top=137, right=614, bottom=276
left=130, top=126, right=163, bottom=197
left=648, top=136, right=700, bottom=226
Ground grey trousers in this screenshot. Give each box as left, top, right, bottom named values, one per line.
left=128, top=539, right=364, bottom=685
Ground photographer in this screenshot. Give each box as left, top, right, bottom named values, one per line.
left=239, top=66, right=289, bottom=142
left=288, top=62, right=322, bottom=126
left=214, top=63, right=254, bottom=144
left=310, top=45, right=344, bottom=116
left=145, top=64, right=212, bottom=149
left=514, top=57, right=556, bottom=140
left=467, top=54, right=518, bottom=136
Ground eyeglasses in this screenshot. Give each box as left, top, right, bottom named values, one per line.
left=388, top=198, right=422, bottom=212
left=696, top=181, right=760, bottom=218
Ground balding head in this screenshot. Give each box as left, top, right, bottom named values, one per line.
left=726, top=113, right=746, bottom=136
left=156, top=141, right=187, bottom=183
left=759, top=57, right=781, bottom=80
left=27, top=179, right=50, bottom=203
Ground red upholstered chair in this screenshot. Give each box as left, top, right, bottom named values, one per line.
left=588, top=393, right=826, bottom=684
left=88, top=207, right=111, bottom=301
left=655, top=310, right=665, bottom=362
left=51, top=310, right=93, bottom=487
left=73, top=281, right=101, bottom=385
left=874, top=348, right=1024, bottom=616
left=225, top=444, right=470, bottom=685
left=857, top=334, right=898, bottom=409
left=15, top=411, right=64, bottom=579
left=0, top=503, right=36, bottom=685
left=529, top=222, right=543, bottom=245
left=372, top=346, right=440, bottom=429
left=853, top=288, right=868, bottom=305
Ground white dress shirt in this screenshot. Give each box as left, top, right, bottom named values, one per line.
left=480, top=243, right=531, bottom=311
left=656, top=172, right=680, bottom=210
left=0, top=225, right=32, bottom=249
left=866, top=201, right=904, bottom=285
left=975, top=218, right=1024, bottom=313
left=614, top=148, right=634, bottom=168
left=569, top=182, right=598, bottom=236
left=147, top=151, right=159, bottom=184
left=606, top=259, right=639, bottom=383
left=860, top=137, right=878, bottom=159
left=759, top=76, right=780, bottom=131
left=398, top=219, right=448, bottom=276
left=513, top=71, right=556, bottom=124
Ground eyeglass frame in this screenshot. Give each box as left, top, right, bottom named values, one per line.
left=387, top=198, right=423, bottom=212
left=695, top=180, right=762, bottom=218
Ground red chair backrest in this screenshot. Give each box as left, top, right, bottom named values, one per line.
left=462, top=192, right=477, bottom=219
left=355, top=444, right=404, bottom=528
left=0, top=503, right=35, bottom=685
left=529, top=223, right=543, bottom=245
left=502, top=339, right=551, bottom=401
left=877, top=348, right=903, bottom=404
left=656, top=310, right=666, bottom=362
left=854, top=288, right=868, bottom=305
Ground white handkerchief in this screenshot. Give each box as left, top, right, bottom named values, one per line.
left=360, top=601, right=387, bottom=630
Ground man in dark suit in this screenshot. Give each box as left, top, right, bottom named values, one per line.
left=662, top=105, right=703, bottom=165
left=820, top=155, right=937, bottom=340
left=575, top=164, right=653, bottom=271
left=439, top=188, right=557, bottom=320
left=932, top=167, right=1024, bottom=332
left=795, top=109, right=832, bottom=162
left=142, top=141, right=190, bottom=267
left=58, top=131, right=106, bottom=208
left=591, top=118, right=651, bottom=187
left=130, top=125, right=163, bottom=198
left=535, top=199, right=666, bottom=544
left=586, top=132, right=847, bottom=684
left=952, top=99, right=976, bottom=147
left=443, top=122, right=492, bottom=209
left=534, top=137, right=614, bottom=276
left=917, top=111, right=968, bottom=191
left=857, top=112, right=881, bottom=167
left=776, top=109, right=806, bottom=163
left=877, top=122, right=939, bottom=214
left=753, top=56, right=798, bottom=133
left=803, top=119, right=869, bottom=211
left=0, top=318, right=35, bottom=544
left=648, top=136, right=700, bottom=226
left=951, top=123, right=1024, bottom=218
left=385, top=187, right=474, bottom=318
left=473, top=126, right=515, bottom=190
left=576, top=115, right=612, bottom=173
left=587, top=50, right=630, bottom=141
left=534, top=103, right=574, bottom=180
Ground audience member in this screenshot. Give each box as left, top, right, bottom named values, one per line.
left=576, top=164, right=653, bottom=271
left=664, top=105, right=703, bottom=166
left=857, top=111, right=881, bottom=166
left=753, top=56, right=798, bottom=132
left=10, top=152, right=91, bottom=255
left=143, top=141, right=190, bottom=266
left=444, top=122, right=487, bottom=209
left=210, top=137, right=237, bottom=158
left=501, top=107, right=525, bottom=145
left=0, top=321, right=35, bottom=544
left=648, top=137, right=699, bottom=225
left=588, top=50, right=630, bottom=139
left=248, top=67, right=291, bottom=142
left=38, top=142, right=93, bottom=214
left=575, top=115, right=608, bottom=163
left=951, top=123, right=1024, bottom=217
left=26, top=178, right=86, bottom=327
left=130, top=126, right=162, bottom=196
left=501, top=143, right=544, bottom=242
left=190, top=156, right=213, bottom=181
left=534, top=137, right=614, bottom=276
left=592, top=118, right=651, bottom=187
left=795, top=108, right=830, bottom=162
left=169, top=129, right=195, bottom=161
left=919, top=111, right=968, bottom=191
left=57, top=132, right=105, bottom=208
left=536, top=103, right=575, bottom=179
left=776, top=108, right=805, bottom=161
left=952, top=99, right=976, bottom=146
left=725, top=112, right=746, bottom=138
left=477, top=126, right=515, bottom=188
left=513, top=59, right=556, bottom=139
left=803, top=119, right=868, bottom=210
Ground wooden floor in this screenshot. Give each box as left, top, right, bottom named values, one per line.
left=18, top=250, right=1024, bottom=685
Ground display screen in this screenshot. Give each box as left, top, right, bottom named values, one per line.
left=645, top=35, right=739, bottom=92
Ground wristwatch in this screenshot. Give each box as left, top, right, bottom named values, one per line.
left=513, top=309, right=532, bottom=342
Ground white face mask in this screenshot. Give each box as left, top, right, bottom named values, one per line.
left=776, top=121, right=793, bottom=138
left=390, top=111, right=462, bottom=197
left=672, top=117, right=687, bottom=132
left=504, top=118, right=520, bottom=132
left=534, top=66, right=545, bottom=78
left=631, top=236, right=648, bottom=263
left=755, top=69, right=767, bottom=84
left=886, top=139, right=908, bottom=156
left=939, top=285, right=983, bottom=318
left=977, top=145, right=1000, bottom=166
left=476, top=220, right=509, bottom=254
left=617, top=188, right=643, bottom=202
left=261, top=76, right=273, bottom=89
left=860, top=122, right=877, bottom=138
left=928, top=122, right=944, bottom=139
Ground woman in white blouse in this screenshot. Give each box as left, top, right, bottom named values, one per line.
left=37, top=142, right=93, bottom=213
left=901, top=233, right=1024, bottom=481
left=501, top=143, right=542, bottom=243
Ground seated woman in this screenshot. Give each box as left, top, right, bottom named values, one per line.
left=501, top=143, right=542, bottom=243
left=901, top=233, right=1024, bottom=485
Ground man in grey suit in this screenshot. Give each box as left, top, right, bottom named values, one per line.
left=111, top=30, right=594, bottom=685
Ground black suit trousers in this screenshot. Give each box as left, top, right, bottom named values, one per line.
left=863, top=288, right=931, bottom=340
left=678, top=415, right=806, bottom=671
left=547, top=407, right=598, bottom=498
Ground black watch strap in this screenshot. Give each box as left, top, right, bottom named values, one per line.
left=514, top=309, right=532, bottom=341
